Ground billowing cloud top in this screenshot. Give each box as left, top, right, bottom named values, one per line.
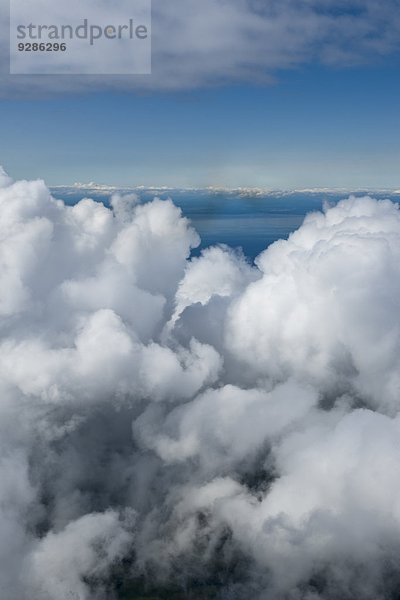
left=1, top=168, right=400, bottom=599
left=2, top=0, right=400, bottom=94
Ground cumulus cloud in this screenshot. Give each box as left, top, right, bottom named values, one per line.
left=2, top=0, right=400, bottom=95
left=26, top=511, right=133, bottom=600
left=227, top=196, right=400, bottom=411
left=1, top=168, right=400, bottom=598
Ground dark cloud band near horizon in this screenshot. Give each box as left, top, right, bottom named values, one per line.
left=2, top=0, right=400, bottom=96
left=1, top=166, right=400, bottom=598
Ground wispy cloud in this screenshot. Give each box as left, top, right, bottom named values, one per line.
left=2, top=0, right=400, bottom=95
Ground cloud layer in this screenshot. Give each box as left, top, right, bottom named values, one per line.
left=1, top=169, right=400, bottom=598
left=2, top=0, right=400, bottom=94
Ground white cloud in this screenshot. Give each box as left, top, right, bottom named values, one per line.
left=227, top=196, right=400, bottom=412
left=26, top=511, right=134, bottom=600
left=2, top=0, right=400, bottom=94
left=1, top=167, right=400, bottom=597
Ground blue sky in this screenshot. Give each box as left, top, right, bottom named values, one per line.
left=2, top=0, right=400, bottom=189
left=2, top=63, right=400, bottom=189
